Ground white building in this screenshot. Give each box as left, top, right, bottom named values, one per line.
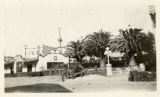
left=36, top=53, right=69, bottom=71
left=4, top=45, right=69, bottom=74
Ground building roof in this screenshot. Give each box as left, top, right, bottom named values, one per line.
left=23, top=58, right=39, bottom=63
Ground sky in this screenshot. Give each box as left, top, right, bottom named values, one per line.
left=0, top=0, right=155, bottom=56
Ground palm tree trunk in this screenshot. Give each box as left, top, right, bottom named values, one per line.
left=100, top=58, right=105, bottom=68
left=129, top=55, right=137, bottom=67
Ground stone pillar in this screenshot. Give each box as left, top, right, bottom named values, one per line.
left=106, top=64, right=112, bottom=76
left=139, top=63, right=145, bottom=71
left=22, top=61, right=24, bottom=72
left=49, top=70, right=52, bottom=75
left=100, top=59, right=105, bottom=68
left=59, top=68, right=61, bottom=75
left=62, top=72, right=64, bottom=82
left=95, top=66, right=97, bottom=73
left=14, top=61, right=17, bottom=73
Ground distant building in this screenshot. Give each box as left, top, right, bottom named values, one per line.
left=4, top=56, right=15, bottom=74
left=4, top=45, right=69, bottom=74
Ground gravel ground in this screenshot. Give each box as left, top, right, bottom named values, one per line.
left=5, top=72, right=156, bottom=92
left=59, top=73, right=156, bottom=92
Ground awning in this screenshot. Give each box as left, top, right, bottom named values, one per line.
left=23, top=58, right=39, bottom=66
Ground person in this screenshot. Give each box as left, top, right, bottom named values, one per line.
left=11, top=70, right=14, bottom=77
left=61, top=72, right=64, bottom=82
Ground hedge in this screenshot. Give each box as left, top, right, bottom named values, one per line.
left=5, top=70, right=64, bottom=77
left=82, top=62, right=100, bottom=68
left=128, top=70, right=156, bottom=81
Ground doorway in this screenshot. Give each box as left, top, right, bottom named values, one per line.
left=27, top=65, right=32, bottom=72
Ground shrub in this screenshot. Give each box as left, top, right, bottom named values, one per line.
left=73, top=66, right=83, bottom=73
left=82, top=62, right=100, bottom=68
left=128, top=70, right=156, bottom=81
left=28, top=72, right=44, bottom=77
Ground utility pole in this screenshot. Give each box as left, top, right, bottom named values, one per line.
left=24, top=45, right=28, bottom=59
left=37, top=45, right=41, bottom=59
left=149, top=5, right=156, bottom=33
left=57, top=28, right=63, bottom=53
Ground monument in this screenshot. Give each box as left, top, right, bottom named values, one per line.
left=104, top=47, right=112, bottom=76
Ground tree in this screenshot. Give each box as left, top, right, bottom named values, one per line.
left=65, top=39, right=86, bottom=64
left=109, top=26, right=146, bottom=67
left=84, top=29, right=111, bottom=68
left=140, top=32, right=155, bottom=53
left=139, top=32, right=156, bottom=71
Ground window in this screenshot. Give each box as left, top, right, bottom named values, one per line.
left=47, top=62, right=64, bottom=69
left=47, top=62, right=52, bottom=69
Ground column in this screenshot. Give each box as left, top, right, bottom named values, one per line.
left=14, top=61, right=17, bottom=73
left=106, top=63, right=112, bottom=76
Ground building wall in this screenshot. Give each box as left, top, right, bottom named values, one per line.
left=22, top=67, right=27, bottom=72
left=36, top=53, right=69, bottom=71
left=32, top=64, right=36, bottom=72
left=5, top=68, right=11, bottom=74
left=5, top=53, right=69, bottom=73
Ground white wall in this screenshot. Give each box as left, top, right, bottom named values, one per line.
left=5, top=68, right=11, bottom=73
left=22, top=67, right=27, bottom=72
left=32, top=65, right=36, bottom=72
left=36, top=53, right=69, bottom=71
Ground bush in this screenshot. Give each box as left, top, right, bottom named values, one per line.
left=82, top=62, right=100, bottom=68
left=73, top=66, right=83, bottom=73
left=69, top=62, right=81, bottom=69
left=128, top=70, right=156, bottom=81
left=28, top=72, right=44, bottom=77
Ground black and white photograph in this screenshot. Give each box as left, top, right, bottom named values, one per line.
left=0, top=0, right=159, bottom=96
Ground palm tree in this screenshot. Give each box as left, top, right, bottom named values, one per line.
left=140, top=32, right=156, bottom=71
left=109, top=26, right=145, bottom=67
left=84, top=29, right=111, bottom=68
left=65, top=39, right=86, bottom=64
left=140, top=32, right=155, bottom=54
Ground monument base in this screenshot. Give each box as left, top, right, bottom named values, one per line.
left=106, top=64, right=112, bottom=76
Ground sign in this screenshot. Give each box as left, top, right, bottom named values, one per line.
left=54, top=56, right=57, bottom=61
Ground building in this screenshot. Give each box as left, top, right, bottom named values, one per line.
left=4, top=45, right=69, bottom=75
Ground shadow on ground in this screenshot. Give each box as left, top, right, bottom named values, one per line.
left=5, top=83, right=72, bottom=93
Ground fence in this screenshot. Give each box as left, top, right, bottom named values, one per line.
left=5, top=69, right=65, bottom=78
left=83, top=67, right=129, bottom=76
left=5, top=67, right=129, bottom=78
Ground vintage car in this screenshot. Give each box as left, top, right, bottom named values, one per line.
left=63, top=62, right=85, bottom=78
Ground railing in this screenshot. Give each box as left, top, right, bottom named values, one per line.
left=5, top=67, right=129, bottom=79
left=4, top=69, right=65, bottom=78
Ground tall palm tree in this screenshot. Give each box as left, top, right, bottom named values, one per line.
left=109, top=27, right=145, bottom=67
left=65, top=39, right=86, bottom=64
left=141, top=32, right=155, bottom=53
left=84, top=29, right=111, bottom=68
left=140, top=32, right=156, bottom=71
